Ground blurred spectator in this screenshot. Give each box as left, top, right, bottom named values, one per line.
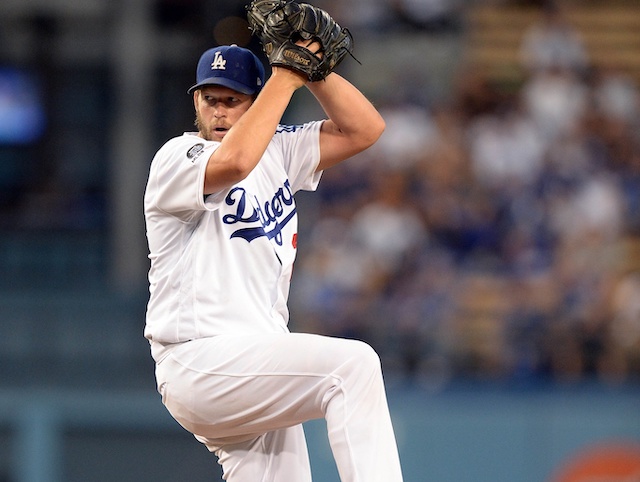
left=618, top=149, right=640, bottom=234
left=609, top=271, right=640, bottom=379
left=350, top=170, right=428, bottom=277
left=291, top=214, right=376, bottom=338
left=452, top=65, right=505, bottom=124
left=380, top=250, right=458, bottom=387
left=548, top=173, right=625, bottom=244
left=312, top=0, right=391, bottom=34
left=521, top=67, right=589, bottom=144
left=467, top=101, right=546, bottom=190
left=519, top=2, right=589, bottom=75
left=592, top=65, right=640, bottom=124
left=371, top=100, right=438, bottom=170
left=388, top=0, right=463, bottom=32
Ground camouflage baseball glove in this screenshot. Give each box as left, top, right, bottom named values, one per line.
left=246, top=0, right=354, bottom=82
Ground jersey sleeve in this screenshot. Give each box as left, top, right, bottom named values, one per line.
left=272, top=120, right=324, bottom=193
left=146, top=135, right=219, bottom=220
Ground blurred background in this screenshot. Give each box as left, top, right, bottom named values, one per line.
left=0, top=0, right=639, bottom=480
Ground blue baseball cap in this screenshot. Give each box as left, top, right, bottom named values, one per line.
left=187, top=45, right=265, bottom=95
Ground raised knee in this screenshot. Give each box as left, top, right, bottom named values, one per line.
left=348, top=340, right=382, bottom=375
left=321, top=340, right=385, bottom=413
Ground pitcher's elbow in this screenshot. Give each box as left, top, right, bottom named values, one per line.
left=373, top=115, right=386, bottom=141
left=364, top=116, right=385, bottom=148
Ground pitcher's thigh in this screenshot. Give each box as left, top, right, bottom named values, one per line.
left=156, top=333, right=382, bottom=441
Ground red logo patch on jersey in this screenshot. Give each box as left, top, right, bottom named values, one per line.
left=292, top=233, right=298, bottom=249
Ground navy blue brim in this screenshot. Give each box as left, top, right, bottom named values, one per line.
left=187, top=76, right=258, bottom=95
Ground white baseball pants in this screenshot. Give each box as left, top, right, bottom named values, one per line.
left=154, top=332, right=404, bottom=482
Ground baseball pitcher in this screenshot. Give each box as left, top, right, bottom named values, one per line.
left=143, top=2, right=404, bottom=480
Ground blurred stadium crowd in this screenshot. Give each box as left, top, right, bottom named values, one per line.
left=288, top=0, right=640, bottom=387
left=1, top=0, right=639, bottom=389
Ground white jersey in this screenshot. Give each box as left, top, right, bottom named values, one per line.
left=144, top=121, right=323, bottom=361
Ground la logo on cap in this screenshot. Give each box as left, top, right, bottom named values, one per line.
left=211, top=51, right=226, bottom=71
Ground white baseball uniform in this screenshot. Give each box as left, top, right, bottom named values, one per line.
left=144, top=121, right=404, bottom=482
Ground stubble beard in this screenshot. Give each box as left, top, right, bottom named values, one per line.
left=194, top=112, right=210, bottom=141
